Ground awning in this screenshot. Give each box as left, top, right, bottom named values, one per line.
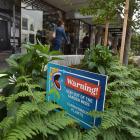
left=22, top=0, right=123, bottom=35
left=44, top=0, right=88, bottom=12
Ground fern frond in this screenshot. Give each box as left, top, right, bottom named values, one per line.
left=129, top=89, right=140, bottom=98
left=33, top=91, right=46, bottom=103
left=109, top=69, right=131, bottom=79
left=123, top=125, right=140, bottom=138
left=5, top=115, right=47, bottom=140
left=46, top=111, right=74, bottom=131
left=16, top=101, right=60, bottom=122
left=101, top=110, right=122, bottom=129
left=5, top=124, right=37, bottom=140
left=102, top=128, right=118, bottom=140
left=83, top=127, right=99, bottom=140
left=16, top=76, right=32, bottom=83
left=120, top=114, right=140, bottom=127
left=6, top=111, right=74, bottom=140
left=108, top=79, right=138, bottom=90
left=120, top=105, right=139, bottom=116
left=56, top=127, right=83, bottom=140
left=0, top=117, right=14, bottom=130
left=38, top=102, right=60, bottom=116
left=6, top=91, right=33, bottom=107
left=16, top=102, right=39, bottom=122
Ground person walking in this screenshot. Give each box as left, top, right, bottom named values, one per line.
left=53, top=20, right=68, bottom=51
left=82, top=33, right=90, bottom=53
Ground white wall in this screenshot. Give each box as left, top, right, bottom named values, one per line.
left=21, top=9, right=43, bottom=32
left=21, top=3, right=43, bottom=44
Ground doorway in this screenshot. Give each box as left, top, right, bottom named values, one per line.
left=0, top=20, right=10, bottom=52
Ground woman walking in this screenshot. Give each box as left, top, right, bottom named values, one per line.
left=53, top=20, right=69, bottom=51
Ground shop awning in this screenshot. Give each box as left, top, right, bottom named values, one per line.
left=22, top=0, right=88, bottom=13
left=22, top=0, right=123, bottom=34
left=44, top=0, right=88, bottom=12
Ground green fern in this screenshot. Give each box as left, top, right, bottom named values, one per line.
left=80, top=61, right=140, bottom=140
left=6, top=91, right=33, bottom=107
left=83, top=127, right=99, bottom=140
left=0, top=117, right=14, bottom=130
left=54, top=127, right=83, bottom=140
left=0, top=76, right=74, bottom=140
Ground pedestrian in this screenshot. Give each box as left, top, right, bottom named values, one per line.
left=53, top=20, right=68, bottom=51
left=64, top=30, right=71, bottom=54
left=108, top=40, right=113, bottom=50
left=82, top=33, right=90, bottom=53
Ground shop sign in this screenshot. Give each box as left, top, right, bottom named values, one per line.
left=46, top=63, right=108, bottom=129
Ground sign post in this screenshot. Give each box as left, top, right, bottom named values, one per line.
left=46, top=63, right=108, bottom=129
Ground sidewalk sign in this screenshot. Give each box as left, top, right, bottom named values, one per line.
left=46, top=63, right=108, bottom=129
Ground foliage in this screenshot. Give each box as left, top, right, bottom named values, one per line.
left=131, top=33, right=140, bottom=55
left=80, top=0, right=140, bottom=29
left=52, top=61, right=140, bottom=140
left=43, top=45, right=140, bottom=140
left=80, top=0, right=123, bottom=24
left=0, top=43, right=62, bottom=95
left=6, top=43, right=61, bottom=80
left=49, top=127, right=83, bottom=140
left=56, top=44, right=140, bottom=140
left=0, top=42, right=68, bottom=140
left=0, top=76, right=74, bottom=140
left=0, top=40, right=140, bottom=140
left=93, top=62, right=140, bottom=140
left=81, top=45, right=112, bottom=74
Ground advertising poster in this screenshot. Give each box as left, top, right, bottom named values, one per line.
left=46, top=63, right=108, bottom=129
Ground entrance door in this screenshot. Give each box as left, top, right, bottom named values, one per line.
left=0, top=20, right=10, bottom=51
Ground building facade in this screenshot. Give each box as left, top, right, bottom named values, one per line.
left=0, top=0, right=21, bottom=53
left=0, top=0, right=122, bottom=55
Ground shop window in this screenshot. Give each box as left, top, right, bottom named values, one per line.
left=22, top=18, right=28, bottom=30
left=29, top=34, right=35, bottom=44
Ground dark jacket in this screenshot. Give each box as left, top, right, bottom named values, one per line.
left=54, top=27, right=68, bottom=50
left=54, top=27, right=67, bottom=46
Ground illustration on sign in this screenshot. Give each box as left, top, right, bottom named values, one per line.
left=46, top=63, right=108, bottom=129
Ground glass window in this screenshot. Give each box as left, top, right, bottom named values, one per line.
left=22, top=17, right=28, bottom=30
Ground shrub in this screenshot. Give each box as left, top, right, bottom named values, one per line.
left=0, top=45, right=140, bottom=140
left=81, top=45, right=112, bottom=74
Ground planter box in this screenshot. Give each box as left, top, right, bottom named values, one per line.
left=52, top=55, right=84, bottom=66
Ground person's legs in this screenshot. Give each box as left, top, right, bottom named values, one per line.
left=54, top=41, right=61, bottom=51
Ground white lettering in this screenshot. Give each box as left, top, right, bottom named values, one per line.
left=66, top=77, right=99, bottom=98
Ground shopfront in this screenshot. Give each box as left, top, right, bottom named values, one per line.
left=0, top=0, right=21, bottom=53
left=21, top=0, right=92, bottom=55
left=21, top=0, right=122, bottom=55
left=21, top=0, right=64, bottom=46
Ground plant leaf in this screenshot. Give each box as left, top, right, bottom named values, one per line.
left=98, top=65, right=105, bottom=74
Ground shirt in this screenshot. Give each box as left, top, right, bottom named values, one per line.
left=54, top=26, right=68, bottom=44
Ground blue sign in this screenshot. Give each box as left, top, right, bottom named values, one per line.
left=46, top=63, right=108, bottom=129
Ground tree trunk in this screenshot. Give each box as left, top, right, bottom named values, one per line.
left=120, top=0, right=129, bottom=64
left=104, top=21, right=109, bottom=46
left=123, top=1, right=134, bottom=65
